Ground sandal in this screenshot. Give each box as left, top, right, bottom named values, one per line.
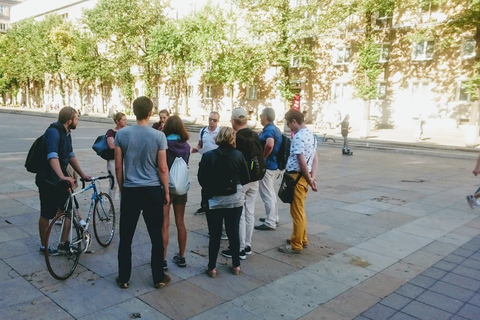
left=206, top=268, right=217, bottom=278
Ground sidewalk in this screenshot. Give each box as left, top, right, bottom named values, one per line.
left=1, top=107, right=480, bottom=319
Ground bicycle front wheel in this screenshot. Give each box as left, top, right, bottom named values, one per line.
left=45, top=213, right=82, bottom=280
left=93, top=192, right=115, bottom=247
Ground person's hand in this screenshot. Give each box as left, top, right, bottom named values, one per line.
left=164, top=193, right=170, bottom=205
left=191, top=147, right=199, bottom=154
left=310, top=179, right=317, bottom=192
left=81, top=174, right=92, bottom=181
left=473, top=168, right=480, bottom=176
left=62, top=176, right=75, bottom=189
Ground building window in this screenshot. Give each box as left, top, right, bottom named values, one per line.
left=169, top=85, right=176, bottom=98
left=332, top=82, right=352, bottom=100
left=412, top=40, right=434, bottom=61
left=462, top=38, right=476, bottom=59
left=333, top=47, right=351, bottom=65
left=102, top=86, right=109, bottom=97
left=290, top=55, right=303, bottom=68
left=458, top=81, right=473, bottom=102
left=376, top=82, right=387, bottom=100
left=375, top=11, right=392, bottom=29
left=187, top=85, right=194, bottom=98
left=0, top=5, right=4, bottom=16
left=60, top=13, right=68, bottom=20
left=418, top=1, right=438, bottom=23
left=410, top=81, right=430, bottom=98
left=205, top=84, right=213, bottom=99
left=247, top=84, right=258, bottom=100
left=205, top=61, right=213, bottom=71
left=377, top=44, right=390, bottom=63
left=0, top=24, right=6, bottom=31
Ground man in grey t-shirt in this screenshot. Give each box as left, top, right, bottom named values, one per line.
left=114, top=96, right=171, bottom=289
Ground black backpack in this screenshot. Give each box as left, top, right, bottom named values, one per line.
left=209, top=149, right=238, bottom=196
left=25, top=125, right=61, bottom=173
left=239, top=129, right=266, bottom=182
left=276, top=134, right=291, bottom=171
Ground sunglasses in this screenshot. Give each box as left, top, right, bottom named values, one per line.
left=209, top=118, right=219, bottom=122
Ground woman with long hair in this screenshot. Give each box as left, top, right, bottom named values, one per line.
left=162, top=115, right=191, bottom=269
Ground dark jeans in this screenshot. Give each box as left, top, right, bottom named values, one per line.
left=118, top=186, right=165, bottom=284
left=206, top=206, right=242, bottom=270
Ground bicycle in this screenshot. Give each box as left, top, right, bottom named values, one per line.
left=317, top=133, right=336, bottom=143
left=44, top=172, right=115, bottom=280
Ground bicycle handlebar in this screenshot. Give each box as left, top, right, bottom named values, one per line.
left=80, top=171, right=115, bottom=190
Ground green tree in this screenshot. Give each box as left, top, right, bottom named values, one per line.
left=84, top=0, right=169, bottom=104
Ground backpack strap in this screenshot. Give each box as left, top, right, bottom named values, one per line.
left=199, top=126, right=207, bottom=148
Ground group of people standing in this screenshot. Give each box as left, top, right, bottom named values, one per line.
left=34, top=97, right=318, bottom=289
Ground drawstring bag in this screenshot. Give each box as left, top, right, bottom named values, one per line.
left=92, top=134, right=114, bottom=160
left=169, top=157, right=190, bottom=195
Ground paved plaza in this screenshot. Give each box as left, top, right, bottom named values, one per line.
left=1, top=109, right=480, bottom=319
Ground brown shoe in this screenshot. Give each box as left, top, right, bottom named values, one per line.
left=206, top=268, right=217, bottom=278
left=286, top=239, right=307, bottom=248
left=154, top=274, right=171, bottom=289
left=231, top=266, right=241, bottom=275
left=278, top=244, right=302, bottom=254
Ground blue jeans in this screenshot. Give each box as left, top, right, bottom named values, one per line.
left=118, top=186, right=165, bottom=284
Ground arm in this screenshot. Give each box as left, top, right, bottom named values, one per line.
left=107, top=136, right=115, bottom=149
left=474, top=153, right=480, bottom=176
left=192, top=139, right=202, bottom=153
left=297, top=153, right=318, bottom=192
left=50, top=158, right=74, bottom=188
left=157, top=149, right=170, bottom=205
left=114, top=146, right=123, bottom=193
left=263, top=137, right=274, bottom=158
left=68, top=156, right=90, bottom=181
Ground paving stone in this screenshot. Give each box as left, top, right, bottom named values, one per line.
left=361, top=304, right=396, bottom=320
left=381, top=261, right=427, bottom=282
left=298, top=306, right=351, bottom=320
left=453, top=248, right=475, bottom=258
left=379, top=292, right=412, bottom=310
left=84, top=297, right=170, bottom=320
left=421, top=266, right=447, bottom=280
left=468, top=292, right=480, bottom=307
left=402, top=300, right=452, bottom=320
left=443, top=253, right=466, bottom=264
left=322, top=288, right=380, bottom=318
left=0, top=295, right=71, bottom=320
left=355, top=273, right=404, bottom=299
left=190, top=302, right=263, bottom=320
left=457, top=303, right=480, bottom=319
left=395, top=283, right=425, bottom=299
left=416, top=290, right=463, bottom=313
left=441, top=272, right=480, bottom=292
left=433, top=260, right=458, bottom=272
left=460, top=257, right=480, bottom=271
left=0, top=277, right=43, bottom=309
left=388, top=312, right=421, bottom=320
left=429, top=281, right=475, bottom=302
left=452, top=265, right=480, bottom=280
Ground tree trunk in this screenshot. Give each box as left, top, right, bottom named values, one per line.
left=26, top=78, right=30, bottom=108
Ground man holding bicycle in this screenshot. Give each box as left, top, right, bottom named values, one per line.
left=36, top=106, right=91, bottom=255
left=114, top=96, right=171, bottom=289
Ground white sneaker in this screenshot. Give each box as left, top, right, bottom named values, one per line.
left=466, top=195, right=475, bottom=209
left=475, top=200, right=480, bottom=207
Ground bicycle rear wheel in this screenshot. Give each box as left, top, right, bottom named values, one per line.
left=45, top=213, right=82, bottom=280
left=93, top=192, right=115, bottom=247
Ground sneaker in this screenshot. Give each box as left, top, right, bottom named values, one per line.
left=39, top=246, right=59, bottom=256
left=254, top=224, right=275, bottom=231
left=476, top=200, right=480, bottom=207
left=259, top=218, right=278, bottom=225
left=221, top=249, right=233, bottom=258
left=154, top=274, right=171, bottom=289
left=163, top=260, right=168, bottom=271
left=57, top=241, right=70, bottom=254
left=286, top=239, right=307, bottom=248
left=244, top=246, right=252, bottom=255
left=116, top=277, right=129, bottom=289
left=54, top=219, right=63, bottom=225
left=239, top=250, right=246, bottom=260
left=467, top=195, right=476, bottom=209
left=277, top=244, right=302, bottom=254
left=221, top=230, right=228, bottom=240
left=194, top=207, right=206, bottom=215
left=173, top=254, right=186, bottom=268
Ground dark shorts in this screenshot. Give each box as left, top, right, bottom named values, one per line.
left=36, top=177, right=70, bottom=220
left=170, top=193, right=187, bottom=205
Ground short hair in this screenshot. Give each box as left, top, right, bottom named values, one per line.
left=159, top=109, right=170, bottom=117
left=132, top=96, right=153, bottom=120
left=113, top=112, right=126, bottom=123
left=210, top=111, right=220, bottom=119
left=261, top=107, right=275, bottom=122
left=215, top=126, right=236, bottom=148
left=58, top=106, right=77, bottom=124
left=163, top=115, right=190, bottom=141
left=285, top=109, right=304, bottom=124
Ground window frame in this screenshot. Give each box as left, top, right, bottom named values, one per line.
left=462, top=37, right=476, bottom=59
left=412, top=40, right=435, bottom=61
left=457, top=81, right=473, bottom=102
left=332, top=46, right=351, bottom=66
left=205, top=84, right=213, bottom=100
left=331, top=82, right=352, bottom=101
left=247, top=83, right=259, bottom=100
left=377, top=43, right=390, bottom=63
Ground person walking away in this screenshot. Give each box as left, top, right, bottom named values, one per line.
left=255, top=108, right=283, bottom=231
left=152, top=109, right=170, bottom=131
left=192, top=111, right=221, bottom=214
left=114, top=96, right=170, bottom=289
left=341, top=114, right=352, bottom=155
left=222, top=108, right=265, bottom=260
left=106, top=112, right=127, bottom=200
left=36, top=106, right=91, bottom=255
left=278, top=109, right=318, bottom=254
left=198, top=127, right=250, bottom=277
left=466, top=153, right=480, bottom=209
left=162, top=115, right=191, bottom=270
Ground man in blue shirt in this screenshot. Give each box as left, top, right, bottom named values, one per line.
left=255, top=108, right=283, bottom=231
left=36, top=107, right=90, bottom=255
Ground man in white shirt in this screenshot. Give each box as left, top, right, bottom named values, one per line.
left=192, top=111, right=220, bottom=213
